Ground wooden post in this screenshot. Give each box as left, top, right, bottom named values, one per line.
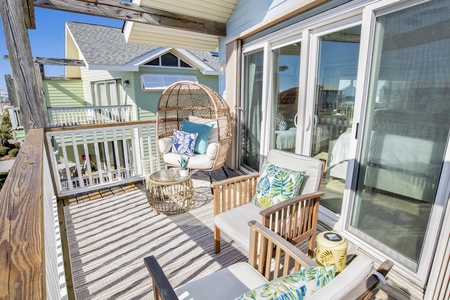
left=4, top=74, right=16, bottom=107
left=0, top=0, right=48, bottom=133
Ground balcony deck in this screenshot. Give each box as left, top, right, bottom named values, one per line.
left=60, top=169, right=411, bottom=300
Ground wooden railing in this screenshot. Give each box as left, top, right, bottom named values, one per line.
left=46, top=121, right=162, bottom=197
left=0, top=129, right=67, bottom=299
left=48, top=105, right=132, bottom=126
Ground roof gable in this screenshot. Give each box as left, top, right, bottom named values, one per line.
left=65, top=22, right=218, bottom=73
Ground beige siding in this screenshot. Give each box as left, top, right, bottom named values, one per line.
left=44, top=80, right=85, bottom=107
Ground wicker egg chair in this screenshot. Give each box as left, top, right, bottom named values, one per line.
left=156, top=81, right=232, bottom=181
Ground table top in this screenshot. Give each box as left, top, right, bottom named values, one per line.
left=148, top=169, right=191, bottom=184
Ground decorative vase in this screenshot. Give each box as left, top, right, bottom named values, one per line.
left=180, top=169, right=189, bottom=177
left=278, top=120, right=287, bottom=131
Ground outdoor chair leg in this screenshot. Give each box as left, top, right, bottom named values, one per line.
left=222, top=166, right=229, bottom=178
left=208, top=171, right=214, bottom=194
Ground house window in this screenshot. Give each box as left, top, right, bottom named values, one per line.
left=91, top=79, right=122, bottom=106
left=145, top=53, right=193, bottom=68
left=141, top=74, right=198, bottom=90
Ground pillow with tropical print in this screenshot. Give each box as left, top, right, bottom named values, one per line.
left=172, top=130, right=198, bottom=156
left=235, top=265, right=337, bottom=300
left=252, top=159, right=305, bottom=209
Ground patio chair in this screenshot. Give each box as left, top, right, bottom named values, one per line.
left=144, top=221, right=393, bottom=300
left=156, top=81, right=232, bottom=183
left=213, top=149, right=324, bottom=256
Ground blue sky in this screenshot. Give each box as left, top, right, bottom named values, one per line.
left=0, top=8, right=123, bottom=92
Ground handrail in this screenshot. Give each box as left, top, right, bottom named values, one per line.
left=45, top=120, right=162, bottom=197
left=0, top=129, right=66, bottom=299
left=48, top=105, right=133, bottom=127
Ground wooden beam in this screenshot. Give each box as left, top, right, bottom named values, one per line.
left=34, top=0, right=227, bottom=36
left=4, top=74, right=16, bottom=106
left=0, top=129, right=45, bottom=299
left=4, top=55, right=86, bottom=66
left=22, top=0, right=35, bottom=29
left=0, top=0, right=48, bottom=133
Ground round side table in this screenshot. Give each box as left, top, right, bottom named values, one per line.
left=146, top=169, right=194, bottom=215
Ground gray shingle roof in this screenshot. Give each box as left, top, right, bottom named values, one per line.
left=66, top=22, right=218, bottom=70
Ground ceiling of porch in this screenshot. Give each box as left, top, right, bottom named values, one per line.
left=123, top=0, right=238, bottom=51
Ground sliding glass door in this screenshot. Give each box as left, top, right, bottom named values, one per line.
left=311, top=26, right=361, bottom=216
left=270, top=42, right=301, bottom=153
left=241, top=50, right=264, bottom=171
left=349, top=0, right=450, bottom=269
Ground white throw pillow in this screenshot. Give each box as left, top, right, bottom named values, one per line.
left=158, top=137, right=173, bottom=154
left=206, top=142, right=218, bottom=160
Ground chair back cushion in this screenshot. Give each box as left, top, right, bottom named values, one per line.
left=182, top=119, right=214, bottom=154
left=252, top=160, right=305, bottom=209
left=267, top=149, right=323, bottom=194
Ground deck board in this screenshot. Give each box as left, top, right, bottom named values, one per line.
left=60, top=170, right=406, bottom=300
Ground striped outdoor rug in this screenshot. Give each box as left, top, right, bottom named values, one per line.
left=64, top=172, right=247, bottom=299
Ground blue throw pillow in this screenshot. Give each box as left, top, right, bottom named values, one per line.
left=172, top=130, right=198, bottom=156
left=182, top=119, right=214, bottom=154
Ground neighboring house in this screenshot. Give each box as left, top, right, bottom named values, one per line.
left=65, top=21, right=219, bottom=122
left=124, top=0, right=449, bottom=299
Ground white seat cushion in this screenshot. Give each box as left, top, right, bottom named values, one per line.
left=175, top=262, right=268, bottom=300
left=214, top=203, right=262, bottom=250
left=164, top=152, right=214, bottom=170
left=307, top=254, right=374, bottom=300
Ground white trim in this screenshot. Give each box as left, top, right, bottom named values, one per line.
left=174, top=49, right=217, bottom=73
left=241, top=0, right=370, bottom=51
left=126, top=47, right=169, bottom=66
left=140, top=74, right=198, bottom=90
left=296, top=30, right=310, bottom=155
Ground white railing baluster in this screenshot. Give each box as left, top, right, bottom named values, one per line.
left=46, top=122, right=161, bottom=197
left=71, top=134, right=84, bottom=188
left=112, top=130, right=121, bottom=180
left=93, top=131, right=104, bottom=185
left=59, top=134, right=74, bottom=191
left=82, top=134, right=92, bottom=187
left=102, top=131, right=113, bottom=183
left=121, top=129, right=130, bottom=178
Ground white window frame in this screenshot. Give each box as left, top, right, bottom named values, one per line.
left=140, top=74, right=198, bottom=91
left=91, top=79, right=122, bottom=106
left=143, top=52, right=194, bottom=69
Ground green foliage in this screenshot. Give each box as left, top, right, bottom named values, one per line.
left=0, top=110, right=13, bottom=146
left=0, top=146, right=10, bottom=156
left=178, top=156, right=190, bottom=170
left=8, top=148, right=19, bottom=157
left=0, top=172, right=8, bottom=190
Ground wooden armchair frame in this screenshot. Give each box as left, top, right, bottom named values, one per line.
left=144, top=222, right=393, bottom=300
left=212, top=173, right=324, bottom=257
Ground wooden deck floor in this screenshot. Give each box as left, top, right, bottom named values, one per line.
left=57, top=166, right=408, bottom=300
